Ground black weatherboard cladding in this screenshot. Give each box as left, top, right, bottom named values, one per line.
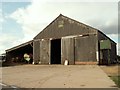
left=32, top=14, right=116, bottom=65
left=5, top=14, right=117, bottom=65
left=98, top=31, right=117, bottom=64
left=75, top=35, right=97, bottom=62
left=34, top=14, right=97, bottom=40
left=33, top=40, right=40, bottom=63
left=61, top=38, right=74, bottom=65
left=40, top=39, right=50, bottom=64
left=110, top=42, right=117, bottom=63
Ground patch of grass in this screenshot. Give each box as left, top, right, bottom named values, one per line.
left=109, top=76, right=120, bottom=88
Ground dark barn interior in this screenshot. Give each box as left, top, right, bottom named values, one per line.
left=51, top=39, right=61, bottom=64
left=6, top=41, right=33, bottom=64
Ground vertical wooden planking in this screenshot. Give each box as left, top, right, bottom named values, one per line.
left=61, top=37, right=74, bottom=65
left=75, top=35, right=97, bottom=62
left=40, top=39, right=50, bottom=64
left=33, top=40, right=40, bottom=64
left=98, top=31, right=117, bottom=64
left=110, top=42, right=117, bottom=63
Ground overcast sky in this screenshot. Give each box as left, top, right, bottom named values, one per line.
left=0, top=0, right=119, bottom=55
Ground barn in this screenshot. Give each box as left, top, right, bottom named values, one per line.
left=6, top=14, right=117, bottom=65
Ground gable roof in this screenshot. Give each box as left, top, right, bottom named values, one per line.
left=34, top=14, right=97, bottom=39
left=5, top=14, right=116, bottom=53
left=34, top=14, right=116, bottom=44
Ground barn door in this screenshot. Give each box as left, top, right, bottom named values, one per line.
left=61, top=37, right=74, bottom=65
left=74, top=35, right=96, bottom=63
left=99, top=40, right=111, bottom=65
left=40, top=39, right=50, bottom=64
left=99, top=50, right=110, bottom=65
left=33, top=40, right=40, bottom=64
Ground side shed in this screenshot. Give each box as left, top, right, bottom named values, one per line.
left=98, top=31, right=117, bottom=65
left=6, top=40, right=33, bottom=64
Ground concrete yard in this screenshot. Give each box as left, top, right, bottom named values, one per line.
left=1, top=65, right=117, bottom=88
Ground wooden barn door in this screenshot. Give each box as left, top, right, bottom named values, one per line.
left=33, top=40, right=40, bottom=64
left=74, top=35, right=96, bottom=64
left=40, top=39, right=50, bottom=64
left=61, top=37, right=74, bottom=65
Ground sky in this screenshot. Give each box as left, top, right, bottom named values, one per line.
left=0, top=0, right=119, bottom=55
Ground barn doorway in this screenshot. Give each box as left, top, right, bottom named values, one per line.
left=51, top=39, right=61, bottom=64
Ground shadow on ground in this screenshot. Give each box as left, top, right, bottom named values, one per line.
left=1, top=62, right=30, bottom=67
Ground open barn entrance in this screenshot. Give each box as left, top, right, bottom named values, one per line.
left=51, top=39, right=61, bottom=64
left=5, top=41, right=33, bottom=65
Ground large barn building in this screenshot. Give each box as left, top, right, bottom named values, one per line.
left=6, top=14, right=117, bottom=65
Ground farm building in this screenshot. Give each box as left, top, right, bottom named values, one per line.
left=6, top=14, right=117, bottom=65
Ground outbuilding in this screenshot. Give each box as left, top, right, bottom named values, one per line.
left=6, top=40, right=33, bottom=64
left=6, top=14, right=117, bottom=65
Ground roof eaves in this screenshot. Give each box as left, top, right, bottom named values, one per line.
left=62, top=15, right=116, bottom=44
left=6, top=40, right=33, bottom=53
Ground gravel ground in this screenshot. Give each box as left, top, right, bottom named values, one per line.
left=1, top=65, right=117, bottom=88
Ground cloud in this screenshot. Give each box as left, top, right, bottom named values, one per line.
left=0, top=14, right=4, bottom=23
left=0, top=30, right=34, bottom=54
left=9, top=1, right=118, bottom=36
left=0, top=8, right=5, bottom=32
left=3, top=1, right=118, bottom=55
left=9, top=3, right=52, bottom=40
left=99, top=19, right=118, bottom=34
left=0, top=33, right=20, bottom=54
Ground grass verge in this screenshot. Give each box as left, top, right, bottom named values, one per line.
left=109, top=76, right=120, bottom=88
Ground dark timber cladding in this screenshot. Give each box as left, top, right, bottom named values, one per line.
left=75, top=35, right=97, bottom=63
left=6, top=40, right=33, bottom=63
left=98, top=31, right=117, bottom=65
left=34, top=14, right=97, bottom=40
left=33, top=14, right=117, bottom=65
left=33, top=40, right=40, bottom=64
left=40, top=39, right=50, bottom=64
left=5, top=14, right=116, bottom=65
left=61, top=37, right=74, bottom=65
